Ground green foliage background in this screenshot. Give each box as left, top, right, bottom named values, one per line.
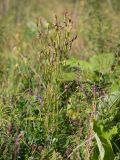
left=0, top=0, right=120, bottom=159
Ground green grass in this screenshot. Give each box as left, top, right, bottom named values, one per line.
left=0, top=0, right=120, bottom=159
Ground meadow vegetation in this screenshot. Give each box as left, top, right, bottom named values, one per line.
left=0, top=0, right=120, bottom=159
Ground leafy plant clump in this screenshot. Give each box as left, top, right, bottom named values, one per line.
left=0, top=11, right=120, bottom=160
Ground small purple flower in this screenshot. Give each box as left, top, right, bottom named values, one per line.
left=92, top=83, right=96, bottom=96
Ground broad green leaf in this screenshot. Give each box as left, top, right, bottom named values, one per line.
left=64, top=53, right=114, bottom=74
left=62, top=71, right=77, bottom=81
left=92, top=146, right=100, bottom=160
left=65, top=58, right=92, bottom=70
left=93, top=121, right=115, bottom=160
left=110, top=81, right=120, bottom=92
left=99, top=91, right=120, bottom=109
left=64, top=58, right=79, bottom=67
left=90, top=53, right=114, bottom=73
left=103, top=126, right=118, bottom=141
left=94, top=133, right=105, bottom=160
left=79, top=60, right=92, bottom=70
